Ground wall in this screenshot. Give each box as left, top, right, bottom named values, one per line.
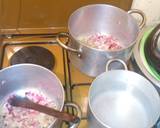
left=0, top=0, right=132, bottom=34
left=131, top=0, right=160, bottom=25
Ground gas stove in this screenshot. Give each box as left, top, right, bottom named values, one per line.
left=0, top=33, right=159, bottom=128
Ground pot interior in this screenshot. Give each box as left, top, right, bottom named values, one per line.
left=89, top=70, right=160, bottom=128
left=0, top=64, right=65, bottom=128
left=68, top=4, right=139, bottom=49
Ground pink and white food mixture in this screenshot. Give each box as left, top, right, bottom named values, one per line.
left=78, top=33, right=123, bottom=50
left=0, top=91, right=57, bottom=128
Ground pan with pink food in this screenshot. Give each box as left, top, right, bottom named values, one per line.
left=0, top=64, right=81, bottom=128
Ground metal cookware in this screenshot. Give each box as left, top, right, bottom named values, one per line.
left=145, top=23, right=160, bottom=73
left=56, top=4, right=146, bottom=77
left=133, top=26, right=160, bottom=88
left=88, top=59, right=160, bottom=128
left=0, top=64, right=81, bottom=128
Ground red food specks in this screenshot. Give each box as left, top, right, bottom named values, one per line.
left=2, top=91, right=57, bottom=128
left=79, top=33, right=123, bottom=50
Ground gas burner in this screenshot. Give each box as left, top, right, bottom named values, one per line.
left=10, top=46, right=55, bottom=70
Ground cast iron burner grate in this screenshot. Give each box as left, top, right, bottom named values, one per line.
left=10, top=46, right=55, bottom=70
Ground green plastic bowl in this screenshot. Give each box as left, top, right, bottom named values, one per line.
left=140, top=28, right=160, bottom=80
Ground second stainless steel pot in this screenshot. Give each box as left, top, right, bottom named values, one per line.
left=88, top=59, right=160, bottom=128
left=56, top=4, right=146, bottom=77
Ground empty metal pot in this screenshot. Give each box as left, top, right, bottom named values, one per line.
left=56, top=4, right=146, bottom=77
left=88, top=59, right=160, bottom=128
left=0, top=64, right=81, bottom=128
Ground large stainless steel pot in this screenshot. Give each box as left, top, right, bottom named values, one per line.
left=56, top=4, right=146, bottom=77
left=0, top=64, right=81, bottom=128
left=88, top=59, right=160, bottom=128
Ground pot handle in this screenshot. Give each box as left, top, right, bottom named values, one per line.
left=56, top=32, right=81, bottom=56
left=106, top=59, right=128, bottom=71
left=64, top=102, right=82, bottom=128
left=128, top=9, right=146, bottom=29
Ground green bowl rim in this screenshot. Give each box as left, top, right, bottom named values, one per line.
left=140, top=27, right=160, bottom=80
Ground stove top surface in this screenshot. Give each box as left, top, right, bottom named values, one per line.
left=0, top=33, right=159, bottom=128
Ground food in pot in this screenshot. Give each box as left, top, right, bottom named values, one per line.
left=0, top=90, right=57, bottom=128
left=78, top=33, right=123, bottom=50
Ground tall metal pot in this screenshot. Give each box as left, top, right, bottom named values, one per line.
left=56, top=4, right=146, bottom=77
